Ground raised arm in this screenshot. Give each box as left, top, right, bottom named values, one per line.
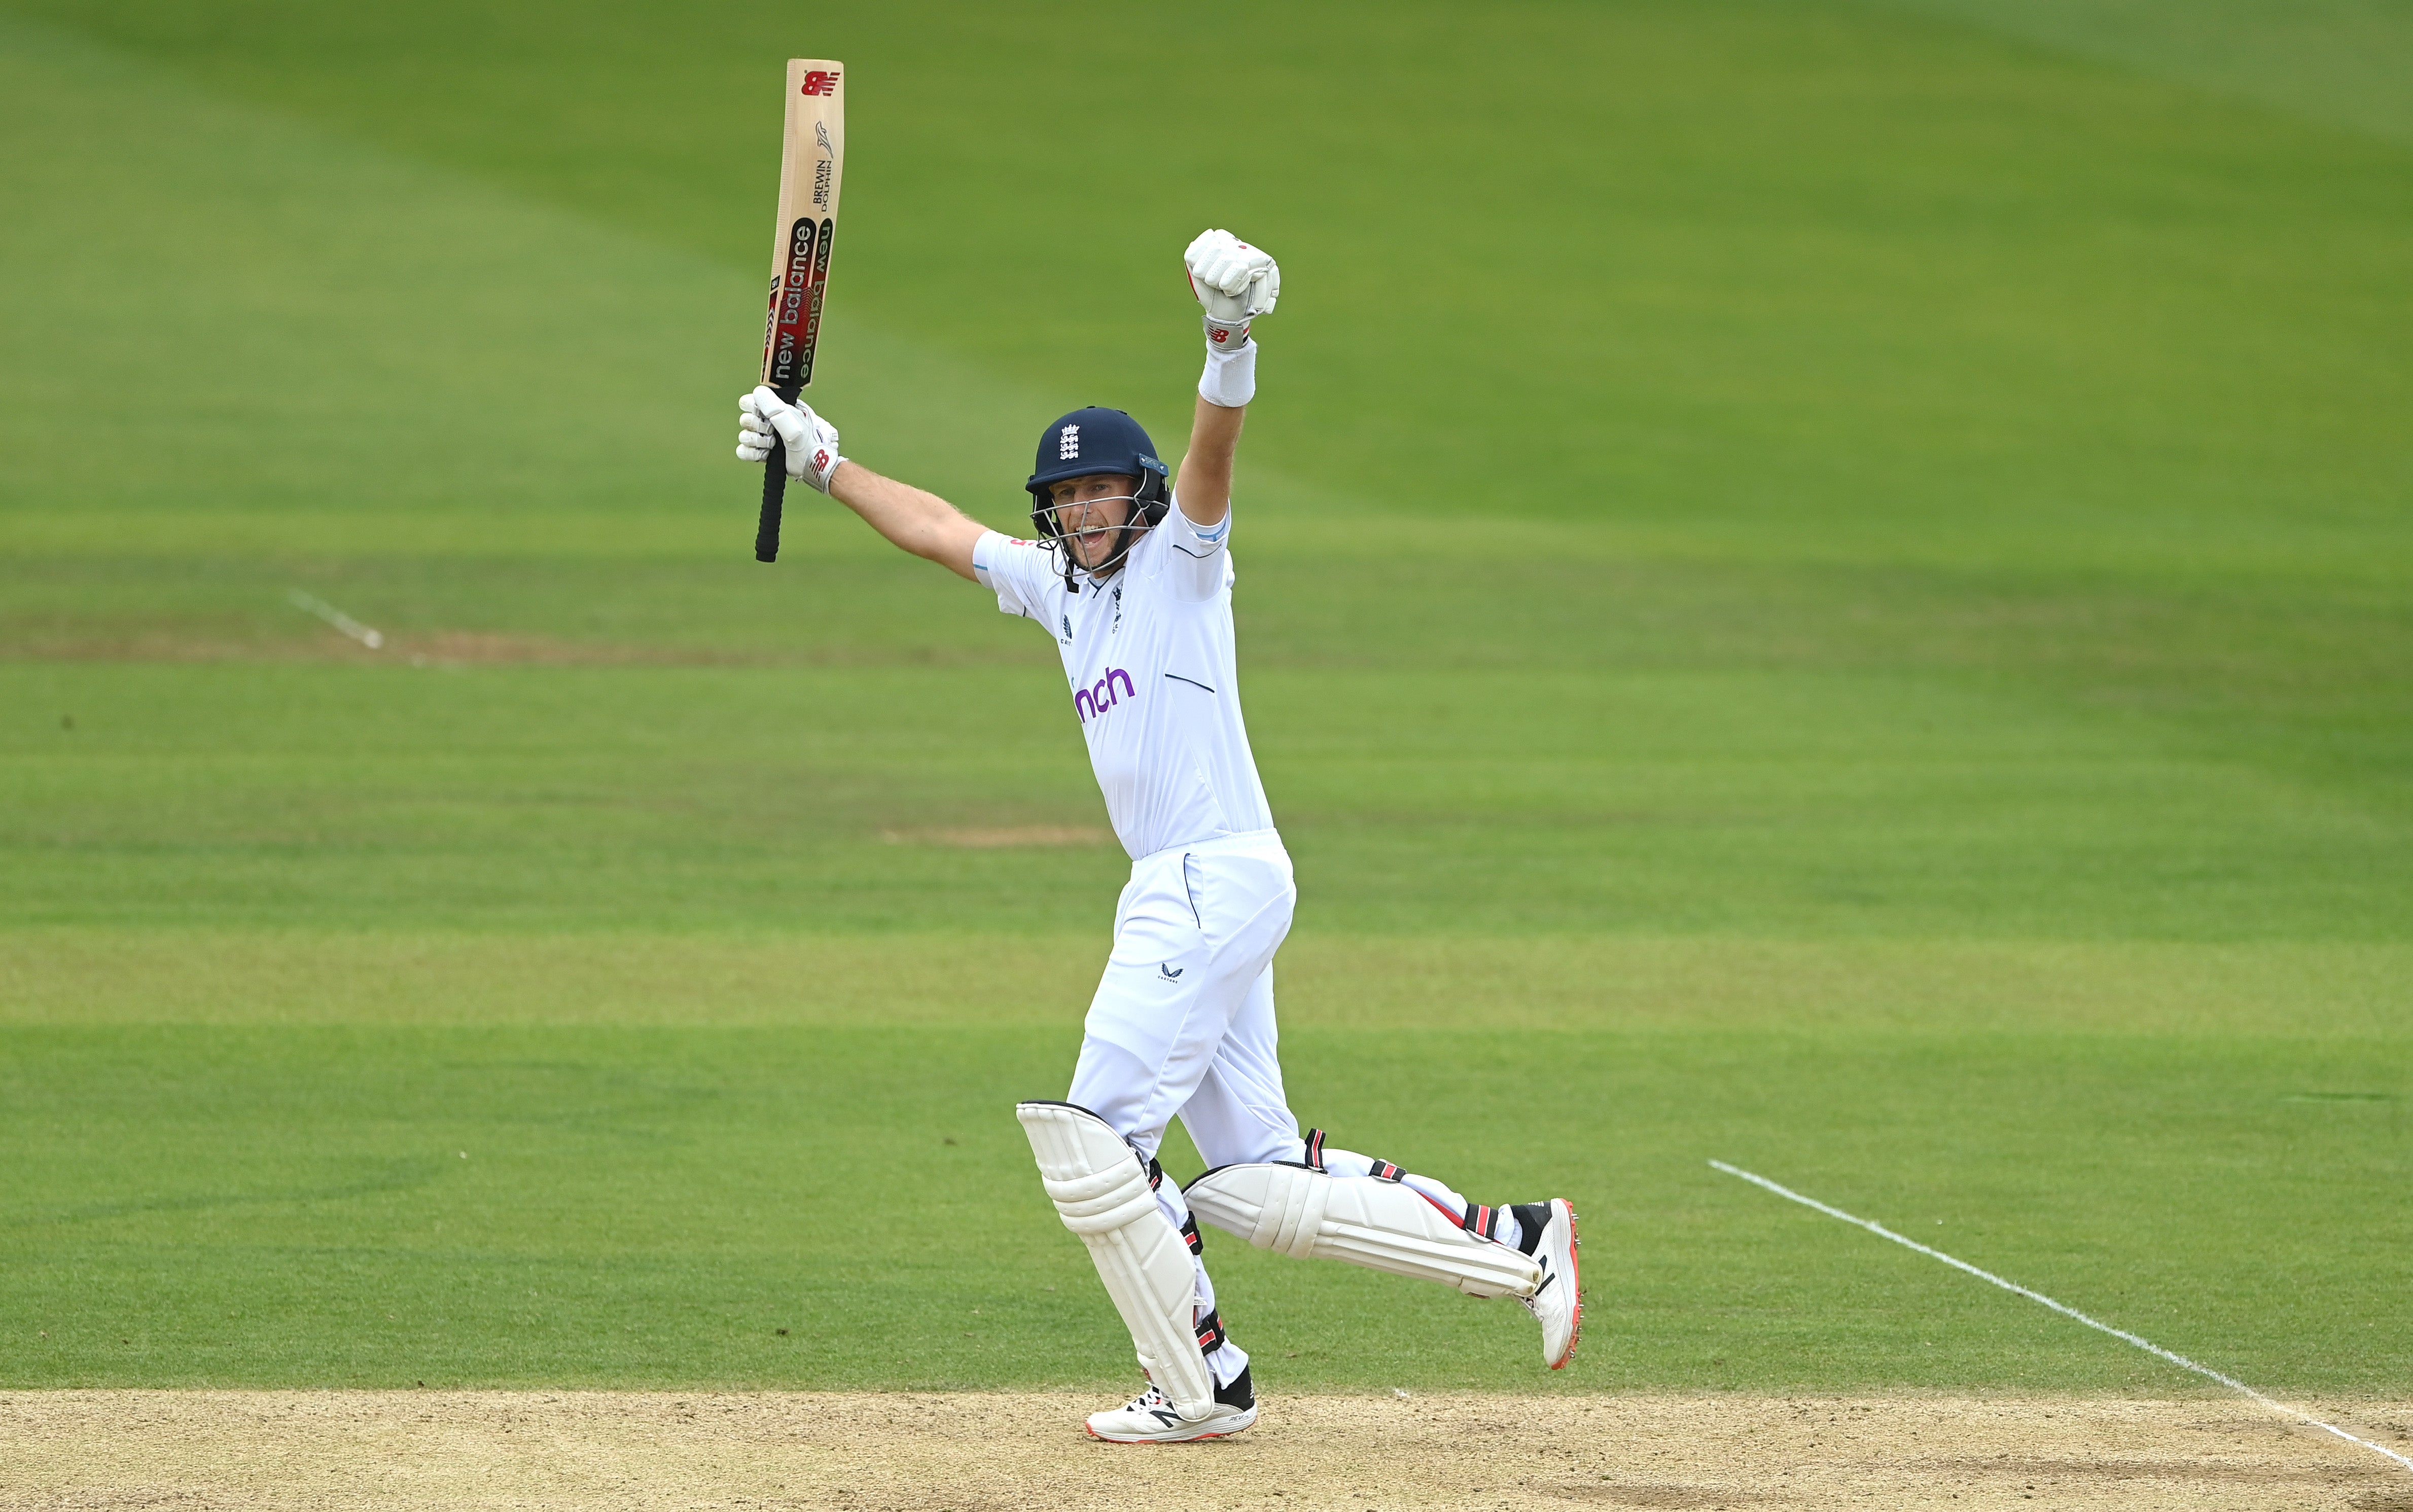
left=1174, top=230, right=1281, bottom=529
left=737, top=387, right=985, bottom=580
left=1178, top=393, right=1247, bottom=529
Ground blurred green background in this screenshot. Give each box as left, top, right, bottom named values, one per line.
left=1, top=1, right=2406, bottom=1396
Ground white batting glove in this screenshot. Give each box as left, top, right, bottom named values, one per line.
left=1184, top=229, right=1279, bottom=352
left=736, top=386, right=844, bottom=491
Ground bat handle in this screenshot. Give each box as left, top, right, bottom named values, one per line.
left=756, top=447, right=787, bottom=563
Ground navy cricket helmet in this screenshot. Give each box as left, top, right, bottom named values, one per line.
left=1025, top=406, right=1170, bottom=583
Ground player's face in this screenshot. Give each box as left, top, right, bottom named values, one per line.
left=1049, top=474, right=1140, bottom=570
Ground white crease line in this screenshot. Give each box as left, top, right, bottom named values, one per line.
left=287, top=590, right=383, bottom=650
left=1708, top=1159, right=2413, bottom=1474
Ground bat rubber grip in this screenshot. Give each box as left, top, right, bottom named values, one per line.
left=756, top=448, right=787, bottom=563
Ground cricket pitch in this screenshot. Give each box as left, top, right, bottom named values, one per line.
left=6, top=1390, right=2410, bottom=1510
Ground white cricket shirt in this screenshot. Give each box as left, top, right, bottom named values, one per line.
left=972, top=499, right=1275, bottom=860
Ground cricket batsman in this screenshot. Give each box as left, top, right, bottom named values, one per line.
left=734, top=230, right=1581, bottom=1442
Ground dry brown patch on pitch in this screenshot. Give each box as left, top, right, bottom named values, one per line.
left=0, top=629, right=743, bottom=667
left=882, top=826, right=1113, bottom=849
left=3, top=630, right=1039, bottom=669
left=388, top=632, right=751, bottom=666
left=0, top=630, right=345, bottom=663
left=4, top=1391, right=2409, bottom=1511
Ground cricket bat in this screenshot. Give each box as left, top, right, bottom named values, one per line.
left=754, top=59, right=846, bottom=563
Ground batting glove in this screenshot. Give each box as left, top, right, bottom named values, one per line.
left=737, top=386, right=844, bottom=492
left=1184, top=229, right=1279, bottom=353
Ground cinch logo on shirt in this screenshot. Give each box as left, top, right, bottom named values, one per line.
left=1074, top=667, right=1135, bottom=723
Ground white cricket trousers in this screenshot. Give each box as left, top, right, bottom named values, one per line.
left=1063, top=830, right=1513, bottom=1388
left=1068, top=829, right=1302, bottom=1170
left=1066, top=830, right=1294, bottom=1387
left=1067, top=834, right=1515, bottom=1389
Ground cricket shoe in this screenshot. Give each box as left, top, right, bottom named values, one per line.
left=1515, top=1198, right=1583, bottom=1369
left=1084, top=1366, right=1258, bottom=1443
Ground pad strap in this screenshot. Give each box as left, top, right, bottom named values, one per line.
left=1194, top=1309, right=1227, bottom=1354
left=1154, top=1157, right=1205, bottom=1254
left=1510, top=1201, right=1552, bottom=1256
left=1461, top=1203, right=1501, bottom=1242
left=1303, top=1128, right=1328, bottom=1172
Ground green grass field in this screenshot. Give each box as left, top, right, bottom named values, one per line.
left=3, top=0, right=2407, bottom=1400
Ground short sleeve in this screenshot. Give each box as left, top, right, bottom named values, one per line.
left=972, top=530, right=1059, bottom=621
left=1161, top=492, right=1232, bottom=603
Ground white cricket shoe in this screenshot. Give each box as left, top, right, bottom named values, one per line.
left=1520, top=1198, right=1583, bottom=1369
left=1084, top=1367, right=1259, bottom=1443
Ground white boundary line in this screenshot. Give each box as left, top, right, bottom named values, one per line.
left=286, top=589, right=383, bottom=650
left=1709, top=1159, right=2413, bottom=1473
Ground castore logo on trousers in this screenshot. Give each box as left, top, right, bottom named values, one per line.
left=1075, top=668, right=1136, bottom=722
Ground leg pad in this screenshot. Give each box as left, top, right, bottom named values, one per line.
left=1186, top=1161, right=1544, bottom=1300
left=1018, top=1100, right=1214, bottom=1420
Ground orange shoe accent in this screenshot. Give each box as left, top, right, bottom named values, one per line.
left=1552, top=1201, right=1585, bottom=1370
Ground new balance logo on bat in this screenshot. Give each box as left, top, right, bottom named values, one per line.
left=801, top=70, right=840, bottom=96
left=763, top=218, right=822, bottom=386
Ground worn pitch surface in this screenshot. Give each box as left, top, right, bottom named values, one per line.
left=7, top=1391, right=2413, bottom=1511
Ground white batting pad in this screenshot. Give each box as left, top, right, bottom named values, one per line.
left=1185, top=1162, right=1544, bottom=1300
left=1016, top=1101, right=1215, bottom=1421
